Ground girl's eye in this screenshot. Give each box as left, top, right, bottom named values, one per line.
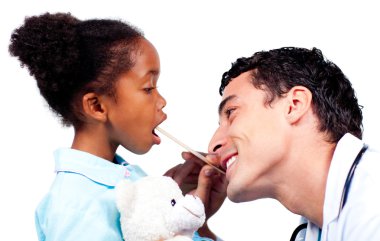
left=143, top=87, right=156, bottom=94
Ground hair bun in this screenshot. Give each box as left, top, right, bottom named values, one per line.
left=9, top=12, right=81, bottom=92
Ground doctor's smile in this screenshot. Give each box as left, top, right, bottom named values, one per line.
left=219, top=152, right=239, bottom=177
left=225, top=155, right=238, bottom=170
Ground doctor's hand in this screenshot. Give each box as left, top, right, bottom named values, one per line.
left=184, top=152, right=227, bottom=218
left=164, top=152, right=227, bottom=240
left=164, top=152, right=227, bottom=219
left=164, top=152, right=203, bottom=194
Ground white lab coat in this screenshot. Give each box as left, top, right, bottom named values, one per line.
left=300, top=133, right=380, bottom=241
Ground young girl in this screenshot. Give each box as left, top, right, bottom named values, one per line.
left=9, top=12, right=222, bottom=241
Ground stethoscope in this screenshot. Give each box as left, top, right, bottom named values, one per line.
left=290, top=144, right=369, bottom=241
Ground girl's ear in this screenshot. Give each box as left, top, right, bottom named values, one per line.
left=82, top=93, right=108, bottom=123
left=285, top=86, right=312, bottom=124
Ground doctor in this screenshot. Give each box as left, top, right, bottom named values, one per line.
left=205, top=47, right=380, bottom=240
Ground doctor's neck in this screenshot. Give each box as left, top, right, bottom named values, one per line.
left=275, top=138, right=335, bottom=228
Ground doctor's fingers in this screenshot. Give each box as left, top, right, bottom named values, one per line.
left=182, top=151, right=222, bottom=172
left=181, top=151, right=208, bottom=166
left=164, top=159, right=202, bottom=186
left=193, top=165, right=218, bottom=205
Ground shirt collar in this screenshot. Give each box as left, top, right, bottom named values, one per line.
left=54, top=148, right=146, bottom=187
left=322, top=133, right=364, bottom=226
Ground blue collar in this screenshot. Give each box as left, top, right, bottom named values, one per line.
left=54, top=148, right=146, bottom=186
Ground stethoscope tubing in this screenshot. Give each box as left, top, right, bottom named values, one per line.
left=338, top=144, right=368, bottom=216
left=290, top=144, right=368, bottom=241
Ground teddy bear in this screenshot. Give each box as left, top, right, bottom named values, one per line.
left=115, top=176, right=206, bottom=241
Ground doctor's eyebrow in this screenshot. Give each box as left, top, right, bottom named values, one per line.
left=218, top=95, right=237, bottom=116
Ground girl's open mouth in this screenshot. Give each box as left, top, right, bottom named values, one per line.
left=152, top=129, right=161, bottom=144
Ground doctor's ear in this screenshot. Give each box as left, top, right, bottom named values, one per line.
left=285, top=86, right=312, bottom=124
left=81, top=93, right=108, bottom=123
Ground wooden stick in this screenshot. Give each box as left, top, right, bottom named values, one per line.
left=156, top=127, right=225, bottom=175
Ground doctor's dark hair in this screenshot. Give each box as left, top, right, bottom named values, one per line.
left=9, top=12, right=144, bottom=128
left=219, top=47, right=363, bottom=143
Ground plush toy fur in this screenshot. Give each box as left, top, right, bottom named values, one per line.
left=116, top=176, right=206, bottom=241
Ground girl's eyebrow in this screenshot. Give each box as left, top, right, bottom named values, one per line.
left=147, top=70, right=159, bottom=86
left=218, top=95, right=237, bottom=116
left=149, top=70, right=160, bottom=76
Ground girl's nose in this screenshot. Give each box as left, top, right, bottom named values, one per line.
left=158, top=93, right=166, bottom=110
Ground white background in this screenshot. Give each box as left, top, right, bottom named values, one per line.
left=1, top=0, right=379, bottom=240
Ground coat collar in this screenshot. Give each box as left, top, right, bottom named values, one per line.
left=322, top=133, right=364, bottom=228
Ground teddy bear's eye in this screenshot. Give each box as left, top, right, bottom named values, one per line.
left=171, top=199, right=176, bottom=206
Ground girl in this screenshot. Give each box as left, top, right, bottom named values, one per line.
left=9, top=12, right=222, bottom=241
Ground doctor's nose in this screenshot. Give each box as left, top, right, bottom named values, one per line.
left=213, top=144, right=222, bottom=152
left=208, top=127, right=227, bottom=154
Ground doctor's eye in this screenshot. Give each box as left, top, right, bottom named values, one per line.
left=224, top=107, right=237, bottom=119
left=171, top=199, right=176, bottom=206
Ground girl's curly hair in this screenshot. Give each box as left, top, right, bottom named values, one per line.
left=9, top=12, right=144, bottom=127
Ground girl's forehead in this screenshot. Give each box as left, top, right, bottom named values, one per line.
left=133, top=39, right=160, bottom=77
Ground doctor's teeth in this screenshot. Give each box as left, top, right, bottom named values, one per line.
left=226, top=156, right=237, bottom=169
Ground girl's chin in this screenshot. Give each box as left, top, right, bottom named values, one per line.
left=129, top=144, right=152, bottom=155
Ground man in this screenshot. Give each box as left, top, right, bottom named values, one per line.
left=206, top=47, right=380, bottom=240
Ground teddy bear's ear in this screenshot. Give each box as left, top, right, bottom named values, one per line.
left=115, top=179, right=136, bottom=214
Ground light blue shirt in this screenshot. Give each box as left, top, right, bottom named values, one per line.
left=35, top=148, right=147, bottom=241
left=35, top=148, right=214, bottom=241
